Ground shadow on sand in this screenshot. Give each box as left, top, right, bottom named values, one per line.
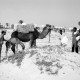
left=1, top=51, right=27, bottom=66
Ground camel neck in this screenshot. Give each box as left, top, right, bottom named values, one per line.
left=38, top=28, right=51, bottom=39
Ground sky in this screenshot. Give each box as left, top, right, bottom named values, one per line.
left=0, top=0, right=80, bottom=28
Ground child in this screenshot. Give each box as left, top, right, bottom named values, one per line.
left=0, top=30, right=6, bottom=62
left=61, top=35, right=68, bottom=47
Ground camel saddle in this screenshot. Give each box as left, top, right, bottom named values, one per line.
left=16, top=24, right=34, bottom=33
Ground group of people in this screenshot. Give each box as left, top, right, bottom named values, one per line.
left=60, top=26, right=80, bottom=53
left=55, top=26, right=80, bottom=53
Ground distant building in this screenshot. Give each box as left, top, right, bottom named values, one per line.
left=0, top=23, right=4, bottom=28
left=4, top=23, right=11, bottom=29
left=11, top=24, right=14, bottom=29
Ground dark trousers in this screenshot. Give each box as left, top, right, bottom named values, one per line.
left=72, top=42, right=78, bottom=53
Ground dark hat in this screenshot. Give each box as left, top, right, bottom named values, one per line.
left=72, top=27, right=77, bottom=32
left=18, top=20, right=24, bottom=24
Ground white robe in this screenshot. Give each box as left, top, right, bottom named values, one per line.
left=61, top=35, right=68, bottom=45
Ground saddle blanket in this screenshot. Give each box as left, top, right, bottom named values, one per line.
left=17, top=24, right=34, bottom=33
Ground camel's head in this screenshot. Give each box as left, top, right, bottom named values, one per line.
left=35, top=27, right=40, bottom=30
left=46, top=24, right=54, bottom=30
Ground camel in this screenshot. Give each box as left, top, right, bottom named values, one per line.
left=5, top=24, right=53, bottom=55
left=5, top=38, right=25, bottom=57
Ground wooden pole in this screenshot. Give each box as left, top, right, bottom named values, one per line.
left=49, top=31, right=51, bottom=43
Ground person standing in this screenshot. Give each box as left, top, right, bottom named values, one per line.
left=72, top=27, right=78, bottom=53
left=0, top=30, right=6, bottom=62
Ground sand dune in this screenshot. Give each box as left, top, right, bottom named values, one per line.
left=0, top=30, right=80, bottom=80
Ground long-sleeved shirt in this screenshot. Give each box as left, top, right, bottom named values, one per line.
left=0, top=34, right=5, bottom=44
left=72, top=31, right=78, bottom=44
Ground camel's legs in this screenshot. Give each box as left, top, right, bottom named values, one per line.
left=32, top=39, right=36, bottom=47
left=18, top=41, right=25, bottom=50
left=5, top=41, right=11, bottom=59
left=11, top=44, right=16, bottom=54
left=30, top=40, right=33, bottom=48
left=29, top=33, right=34, bottom=48
left=30, top=39, right=36, bottom=48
